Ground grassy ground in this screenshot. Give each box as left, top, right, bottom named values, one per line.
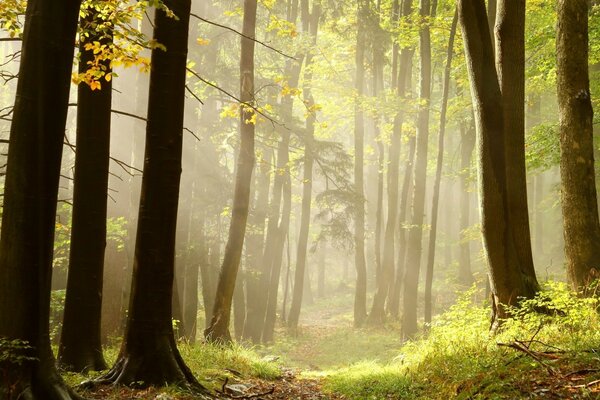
left=58, top=281, right=600, bottom=399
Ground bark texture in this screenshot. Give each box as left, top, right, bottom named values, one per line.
left=556, top=0, right=600, bottom=291
left=458, top=0, right=539, bottom=327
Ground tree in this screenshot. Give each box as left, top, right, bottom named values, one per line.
left=556, top=0, right=600, bottom=291
left=424, top=8, right=458, bottom=326
left=0, top=0, right=84, bottom=398
left=287, top=1, right=322, bottom=331
left=402, top=0, right=432, bottom=338
left=205, top=0, right=258, bottom=343
left=95, top=1, right=205, bottom=389
left=58, top=3, right=112, bottom=373
left=369, top=0, right=414, bottom=325
left=353, top=0, right=368, bottom=327
left=458, top=0, right=539, bottom=327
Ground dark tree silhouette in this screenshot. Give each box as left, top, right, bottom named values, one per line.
left=94, top=1, right=207, bottom=390
left=0, top=0, right=84, bottom=398
left=58, top=5, right=112, bottom=373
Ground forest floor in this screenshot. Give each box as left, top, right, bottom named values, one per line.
left=70, top=283, right=600, bottom=399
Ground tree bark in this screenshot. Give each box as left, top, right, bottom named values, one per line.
left=424, top=8, right=457, bottom=326
left=458, top=0, right=539, bottom=328
left=205, top=0, right=257, bottom=343
left=0, top=0, right=85, bottom=398
left=402, top=0, right=432, bottom=339
left=556, top=0, right=600, bottom=291
left=496, top=0, right=538, bottom=294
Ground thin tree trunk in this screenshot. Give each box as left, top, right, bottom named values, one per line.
left=458, top=120, right=476, bottom=285
left=402, top=0, right=432, bottom=339
left=0, top=0, right=83, bottom=398
left=353, top=0, right=368, bottom=327
left=243, top=151, right=272, bottom=343
left=424, top=8, right=457, bottom=326
left=368, top=0, right=414, bottom=326
left=287, top=3, right=321, bottom=331
left=262, top=151, right=293, bottom=342
left=556, top=0, right=600, bottom=291
left=205, top=0, right=257, bottom=342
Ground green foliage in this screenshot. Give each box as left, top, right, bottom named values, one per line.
left=0, top=338, right=36, bottom=365
left=525, top=123, right=560, bottom=171
left=321, top=283, right=600, bottom=399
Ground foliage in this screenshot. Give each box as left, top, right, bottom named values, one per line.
left=525, top=123, right=560, bottom=172
left=320, top=283, right=600, bottom=399
left=0, top=0, right=25, bottom=38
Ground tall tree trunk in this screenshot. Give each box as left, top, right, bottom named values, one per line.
left=424, top=8, right=457, bottom=326
left=556, top=0, right=600, bottom=291
left=353, top=0, right=368, bottom=327
left=96, top=2, right=205, bottom=390
left=388, top=134, right=416, bottom=318
left=402, top=0, right=432, bottom=338
left=243, top=151, right=272, bottom=343
left=496, top=0, right=538, bottom=293
left=0, top=0, right=83, bottom=398
left=58, top=6, right=112, bottom=373
left=262, top=172, right=292, bottom=342
left=205, top=0, right=257, bottom=342
left=458, top=0, right=539, bottom=328
left=368, top=0, right=414, bottom=325
left=287, top=3, right=321, bottom=331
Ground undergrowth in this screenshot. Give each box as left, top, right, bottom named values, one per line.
left=319, top=282, right=600, bottom=399
left=62, top=341, right=281, bottom=398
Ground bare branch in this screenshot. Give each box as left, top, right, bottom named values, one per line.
left=190, top=13, right=295, bottom=60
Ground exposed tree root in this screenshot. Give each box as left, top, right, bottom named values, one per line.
left=82, top=338, right=213, bottom=399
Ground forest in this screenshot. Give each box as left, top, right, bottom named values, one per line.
left=1, top=0, right=600, bottom=398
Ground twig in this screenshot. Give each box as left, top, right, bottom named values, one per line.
left=190, top=13, right=295, bottom=60
left=497, top=342, right=557, bottom=375
left=186, top=84, right=204, bottom=105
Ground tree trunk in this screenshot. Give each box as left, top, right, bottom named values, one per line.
left=0, top=0, right=84, bottom=398
left=205, top=0, right=257, bottom=343
left=424, top=8, right=457, bottom=326
left=95, top=2, right=206, bottom=390
left=368, top=0, right=414, bottom=326
left=287, top=3, right=321, bottom=331
left=458, top=0, right=539, bottom=328
left=262, top=172, right=292, bottom=342
left=496, top=0, right=538, bottom=294
left=242, top=151, right=271, bottom=343
left=556, top=0, right=600, bottom=291
left=353, top=0, right=368, bottom=327
left=402, top=0, right=432, bottom=339
left=58, top=6, right=112, bottom=373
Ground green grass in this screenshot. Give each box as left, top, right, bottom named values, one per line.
left=318, top=282, right=600, bottom=399
left=62, top=341, right=281, bottom=398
